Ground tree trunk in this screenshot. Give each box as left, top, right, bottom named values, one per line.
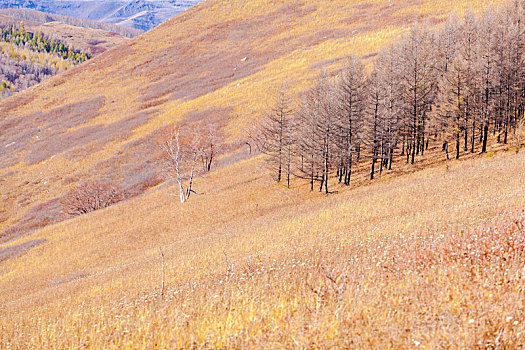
left=310, top=161, right=314, bottom=191
left=370, top=147, right=377, bottom=180
left=464, top=126, right=468, bottom=151
left=207, top=151, right=213, bottom=172
left=482, top=123, right=489, bottom=153
left=456, top=131, right=460, bottom=159
left=178, top=180, right=185, bottom=203
left=323, top=152, right=329, bottom=194
left=344, top=153, right=352, bottom=186
left=411, top=139, right=416, bottom=164
left=471, top=121, right=476, bottom=153
left=277, top=159, right=282, bottom=182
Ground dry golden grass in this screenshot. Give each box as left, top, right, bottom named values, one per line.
left=0, top=0, right=508, bottom=241
left=2, top=0, right=524, bottom=348
left=1, top=149, right=525, bottom=348
left=33, top=22, right=129, bottom=55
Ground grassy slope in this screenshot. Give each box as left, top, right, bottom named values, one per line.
left=0, top=0, right=502, bottom=241
left=1, top=0, right=524, bottom=347
left=30, top=21, right=128, bottom=55
left=1, top=150, right=525, bottom=347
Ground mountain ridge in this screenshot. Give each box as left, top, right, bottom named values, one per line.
left=0, top=0, right=202, bottom=30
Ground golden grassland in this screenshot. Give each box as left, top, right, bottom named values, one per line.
left=2, top=0, right=525, bottom=347
left=0, top=0, right=508, bottom=238
left=33, top=22, right=129, bottom=54
left=1, top=148, right=525, bottom=348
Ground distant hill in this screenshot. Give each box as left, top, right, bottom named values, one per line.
left=0, top=10, right=134, bottom=52
left=0, top=0, right=201, bottom=31
left=0, top=10, right=130, bottom=99
left=0, top=8, right=143, bottom=38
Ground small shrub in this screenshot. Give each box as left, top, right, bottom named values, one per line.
left=61, top=180, right=126, bottom=217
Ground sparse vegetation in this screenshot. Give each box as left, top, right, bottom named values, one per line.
left=2, top=0, right=525, bottom=348
left=61, top=181, right=126, bottom=217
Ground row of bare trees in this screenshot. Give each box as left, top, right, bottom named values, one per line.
left=256, top=0, right=525, bottom=193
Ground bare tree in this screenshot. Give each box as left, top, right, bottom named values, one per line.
left=255, top=84, right=295, bottom=186
left=477, top=8, right=498, bottom=153
left=163, top=125, right=200, bottom=203
left=436, top=13, right=461, bottom=76
left=398, top=24, right=438, bottom=164
left=196, top=121, right=222, bottom=173
left=435, top=54, right=469, bottom=159
left=334, top=56, right=366, bottom=185
left=375, top=45, right=403, bottom=173
left=365, top=68, right=383, bottom=180
left=456, top=10, right=480, bottom=153
left=295, top=86, right=323, bottom=191
left=316, top=75, right=338, bottom=193
left=295, top=73, right=337, bottom=193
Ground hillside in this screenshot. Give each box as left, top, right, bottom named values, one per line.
left=1, top=0, right=524, bottom=347
left=0, top=1, right=201, bottom=31
left=0, top=10, right=133, bottom=55
left=0, top=0, right=507, bottom=243
left=2, top=144, right=525, bottom=347
left=0, top=8, right=143, bottom=38
left=0, top=12, right=130, bottom=99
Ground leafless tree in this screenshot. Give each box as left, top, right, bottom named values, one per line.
left=257, top=0, right=525, bottom=192
left=375, top=45, right=404, bottom=173
left=435, top=54, right=469, bottom=159
left=334, top=56, right=366, bottom=185
left=477, top=8, right=499, bottom=153
left=366, top=68, right=383, bottom=180
left=255, top=84, right=295, bottom=186
left=455, top=10, right=480, bottom=153
left=315, top=74, right=338, bottom=193
left=196, top=121, right=222, bottom=173
left=162, top=125, right=201, bottom=203
left=398, top=24, right=438, bottom=164
left=294, top=86, right=323, bottom=191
